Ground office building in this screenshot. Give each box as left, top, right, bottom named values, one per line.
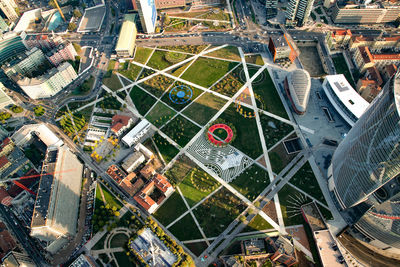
left=326, top=29, right=353, bottom=49
left=0, top=32, right=27, bottom=65
left=46, top=42, right=78, bottom=67
left=68, top=254, right=97, bottom=267
left=266, top=0, right=278, bottom=19
left=30, top=146, right=83, bottom=251
left=283, top=69, right=311, bottom=114
left=3, top=47, right=46, bottom=78
left=356, top=66, right=383, bottom=103
left=268, top=34, right=297, bottom=63
left=0, top=0, right=18, bottom=21
left=115, top=14, right=137, bottom=58
left=2, top=251, right=35, bottom=266
left=328, top=71, right=400, bottom=254
left=322, top=74, right=370, bottom=126
left=23, top=34, right=63, bottom=51
left=131, top=0, right=185, bottom=9
left=17, top=62, right=77, bottom=99
left=0, top=15, right=7, bottom=32
left=353, top=46, right=400, bottom=74
left=332, top=2, right=400, bottom=24
left=137, top=0, right=157, bottom=33
left=285, top=0, right=315, bottom=26
left=349, top=35, right=400, bottom=52
left=11, top=124, right=64, bottom=148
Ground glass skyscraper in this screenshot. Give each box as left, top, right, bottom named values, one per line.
left=328, top=70, right=400, bottom=253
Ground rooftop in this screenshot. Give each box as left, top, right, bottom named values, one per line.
left=12, top=124, right=63, bottom=148
left=314, top=230, right=343, bottom=267
left=324, top=74, right=370, bottom=120
left=115, top=14, right=137, bottom=52
left=287, top=69, right=311, bottom=113
left=77, top=4, right=106, bottom=32
left=270, top=34, right=289, bottom=48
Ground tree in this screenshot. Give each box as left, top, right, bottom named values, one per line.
left=68, top=22, right=77, bottom=31
left=73, top=9, right=82, bottom=18
left=48, top=0, right=56, bottom=8
left=164, top=14, right=171, bottom=25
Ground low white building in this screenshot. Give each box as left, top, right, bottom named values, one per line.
left=322, top=74, right=370, bottom=126
left=12, top=123, right=64, bottom=148
left=0, top=82, right=14, bottom=110
left=122, top=119, right=150, bottom=147
left=135, top=143, right=154, bottom=160
left=121, top=151, right=145, bottom=173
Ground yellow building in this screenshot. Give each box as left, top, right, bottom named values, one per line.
left=115, top=14, right=138, bottom=58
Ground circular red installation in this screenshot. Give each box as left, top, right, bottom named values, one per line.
left=207, top=123, right=234, bottom=146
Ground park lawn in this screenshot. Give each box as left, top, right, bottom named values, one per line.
left=242, top=214, right=274, bottom=233
left=168, top=59, right=194, bottom=77
left=193, top=187, right=246, bottom=237
left=129, top=86, right=157, bottom=116
left=289, top=162, right=328, bottom=205
left=332, top=54, right=355, bottom=88
left=145, top=102, right=176, bottom=128
left=165, top=155, right=197, bottom=185
left=247, top=64, right=261, bottom=78
left=108, top=60, right=116, bottom=71
left=245, top=55, right=264, bottom=66
left=92, top=233, right=107, bottom=250
left=152, top=133, right=179, bottom=163
left=186, top=241, right=208, bottom=257
left=178, top=167, right=220, bottom=207
left=71, top=75, right=95, bottom=96
left=134, top=47, right=154, bottom=64
left=168, top=213, right=203, bottom=241
left=147, top=50, right=187, bottom=70
left=154, top=192, right=188, bottom=226
left=183, top=93, right=227, bottom=125
left=278, top=184, right=310, bottom=226
left=162, top=115, right=200, bottom=147
left=110, top=233, right=129, bottom=248
left=99, top=184, right=123, bottom=210
left=206, top=46, right=241, bottom=61
left=74, top=105, right=94, bottom=123
left=211, top=64, right=244, bottom=97
left=96, top=96, right=122, bottom=110
left=161, top=82, right=203, bottom=111
left=260, top=114, right=294, bottom=148
left=138, top=67, right=156, bottom=80
left=114, top=252, right=134, bottom=267
left=139, top=74, right=175, bottom=98
left=181, top=57, right=238, bottom=88
left=230, top=164, right=270, bottom=201
left=102, top=73, right=122, bottom=91
left=158, top=45, right=208, bottom=54
left=252, top=69, right=288, bottom=119
left=317, top=203, right=333, bottom=221
left=118, top=63, right=142, bottom=82
left=218, top=104, right=263, bottom=159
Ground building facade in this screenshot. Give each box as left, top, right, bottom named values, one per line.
left=17, top=62, right=77, bottom=99
left=266, top=0, right=278, bottom=19
left=23, top=34, right=63, bottom=51
left=285, top=0, right=315, bottom=26
left=283, top=69, right=311, bottom=114
left=0, top=32, right=27, bottom=65
left=137, top=0, right=157, bottom=34
left=353, top=46, right=400, bottom=74
left=46, top=42, right=77, bottom=66
left=328, top=71, right=400, bottom=254
left=3, top=47, right=46, bottom=78
left=0, top=0, right=18, bottom=21
left=268, top=34, right=297, bottom=63
left=332, top=3, right=400, bottom=24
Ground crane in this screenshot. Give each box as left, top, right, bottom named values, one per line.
left=52, top=0, right=66, bottom=22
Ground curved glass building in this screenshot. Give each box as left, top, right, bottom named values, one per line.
left=328, top=70, right=400, bottom=253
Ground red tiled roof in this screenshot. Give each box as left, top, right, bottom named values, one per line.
left=366, top=67, right=383, bottom=86
left=0, top=156, right=9, bottom=168
left=140, top=164, right=155, bottom=179
left=111, top=115, right=131, bottom=133
left=153, top=174, right=172, bottom=193
left=121, top=176, right=143, bottom=196
left=134, top=192, right=156, bottom=211
left=141, top=181, right=155, bottom=195
left=372, top=53, right=400, bottom=60
left=0, top=138, right=11, bottom=148
left=385, top=64, right=398, bottom=77
left=359, top=46, right=374, bottom=64
left=106, top=164, right=126, bottom=184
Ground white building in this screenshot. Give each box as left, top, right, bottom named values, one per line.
left=17, top=62, right=77, bottom=99
left=0, top=82, right=14, bottom=110
left=284, top=69, right=311, bottom=115
left=46, top=42, right=77, bottom=66
left=0, top=0, right=18, bottom=21
left=115, top=14, right=137, bottom=58
left=137, top=0, right=157, bottom=34
left=122, top=119, right=150, bottom=147
left=121, top=151, right=145, bottom=173
left=135, top=143, right=154, bottom=160
left=11, top=124, right=64, bottom=147
left=322, top=74, right=370, bottom=126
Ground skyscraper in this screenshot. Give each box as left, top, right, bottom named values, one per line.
left=0, top=0, right=18, bottom=21
left=137, top=0, right=157, bottom=34
left=266, top=0, right=278, bottom=19
left=328, top=70, right=400, bottom=254
left=286, top=0, right=315, bottom=26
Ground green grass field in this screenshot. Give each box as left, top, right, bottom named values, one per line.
left=158, top=45, right=208, bottom=54
left=230, top=164, right=270, bottom=201
left=252, top=69, right=288, bottom=119
left=206, top=46, right=241, bottom=61
left=134, top=47, right=154, bottom=64
left=278, top=184, right=310, bottom=226
left=332, top=54, right=355, bottom=88
left=168, top=60, right=194, bottom=77
left=211, top=65, right=244, bottom=97
left=218, top=104, right=263, bottom=159
left=110, top=233, right=129, bottom=248
left=118, top=63, right=142, bottom=82
left=245, top=55, right=264, bottom=66
left=193, top=187, right=246, bottom=237
left=99, top=184, right=123, bottom=210
left=161, top=82, right=203, bottom=111
left=152, top=133, right=179, bottom=163
left=103, top=73, right=122, bottom=91
left=178, top=167, right=219, bottom=207
left=181, top=57, right=238, bottom=88
left=242, top=214, right=274, bottom=232
left=114, top=251, right=134, bottom=267
left=145, top=102, right=176, bottom=128
left=260, top=114, right=294, bottom=148
left=168, top=214, right=203, bottom=241
left=162, top=115, right=200, bottom=147
left=165, top=155, right=197, bottom=185
left=147, top=50, right=187, bottom=70
left=154, top=192, right=187, bottom=226
left=183, top=93, right=227, bottom=125
left=139, top=74, right=175, bottom=98
left=129, top=86, right=156, bottom=116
